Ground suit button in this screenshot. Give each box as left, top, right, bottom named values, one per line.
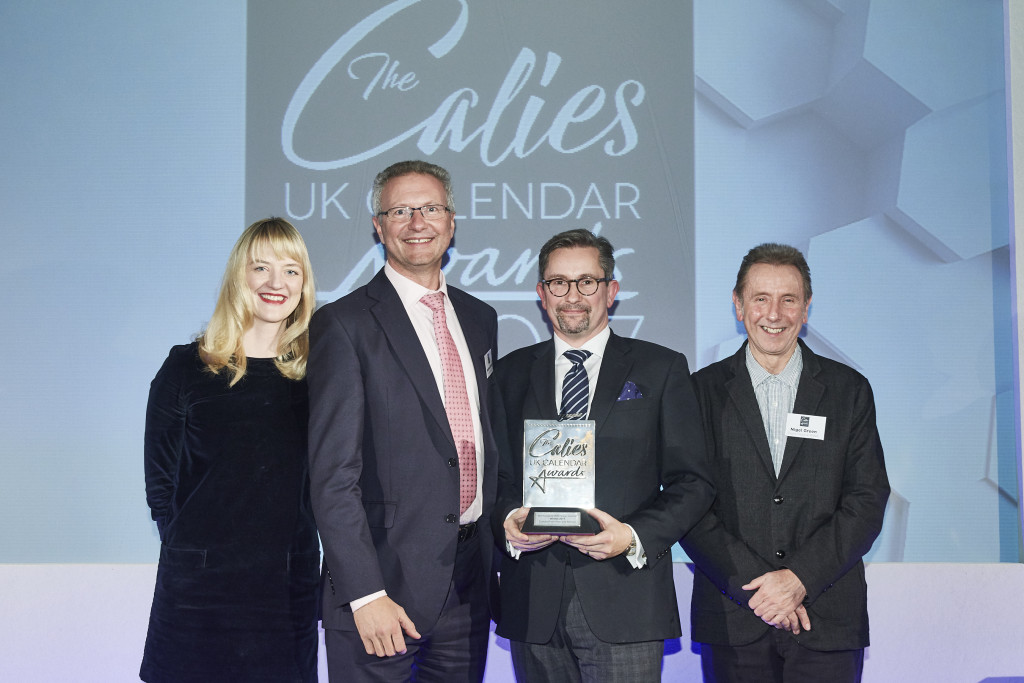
left=445, top=514, right=457, bottom=523
left=448, top=458, right=457, bottom=467
left=776, top=550, right=786, bottom=559
left=773, top=495, right=784, bottom=504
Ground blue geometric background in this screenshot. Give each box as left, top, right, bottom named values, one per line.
left=693, top=0, right=1014, bottom=562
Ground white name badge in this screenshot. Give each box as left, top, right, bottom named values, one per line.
left=785, top=413, right=827, bottom=440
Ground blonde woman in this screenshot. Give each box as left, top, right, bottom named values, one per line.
left=141, top=218, right=319, bottom=683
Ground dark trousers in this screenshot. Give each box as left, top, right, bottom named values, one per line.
left=510, top=562, right=664, bottom=683
left=325, top=535, right=489, bottom=683
left=700, top=629, right=864, bottom=683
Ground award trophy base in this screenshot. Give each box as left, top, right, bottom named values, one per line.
left=521, top=507, right=599, bottom=535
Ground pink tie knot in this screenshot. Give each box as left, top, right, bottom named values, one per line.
left=421, top=291, right=445, bottom=313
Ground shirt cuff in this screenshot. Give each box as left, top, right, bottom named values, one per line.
left=624, top=524, right=647, bottom=569
left=505, top=509, right=522, bottom=560
left=350, top=590, right=387, bottom=612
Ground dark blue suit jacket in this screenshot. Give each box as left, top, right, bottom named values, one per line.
left=307, top=268, right=500, bottom=631
left=681, top=340, right=889, bottom=651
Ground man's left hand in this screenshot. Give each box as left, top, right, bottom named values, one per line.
left=774, top=605, right=812, bottom=634
left=561, top=508, right=632, bottom=560
left=742, top=569, right=807, bottom=627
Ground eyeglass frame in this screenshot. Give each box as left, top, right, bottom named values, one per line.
left=376, top=204, right=452, bottom=221
left=539, top=276, right=613, bottom=297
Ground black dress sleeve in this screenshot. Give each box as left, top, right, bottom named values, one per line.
left=143, top=345, right=190, bottom=540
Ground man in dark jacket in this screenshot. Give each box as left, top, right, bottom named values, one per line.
left=681, top=243, right=889, bottom=682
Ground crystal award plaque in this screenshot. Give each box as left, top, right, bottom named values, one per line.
left=520, top=419, right=598, bottom=535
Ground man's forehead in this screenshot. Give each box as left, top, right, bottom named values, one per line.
left=545, top=246, right=602, bottom=274
left=745, top=263, right=802, bottom=286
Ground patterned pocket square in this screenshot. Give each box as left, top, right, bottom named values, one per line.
left=617, top=380, right=643, bottom=401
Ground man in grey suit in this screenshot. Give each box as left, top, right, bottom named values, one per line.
left=493, top=228, right=715, bottom=681
left=308, top=160, right=499, bottom=682
left=680, top=243, right=889, bottom=682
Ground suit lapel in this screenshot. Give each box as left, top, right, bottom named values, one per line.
left=528, top=342, right=558, bottom=419
left=366, top=271, right=453, bottom=447
left=725, top=345, right=776, bottom=478
left=777, top=343, right=825, bottom=482
left=449, top=289, right=489, bottom=401
left=590, top=333, right=631, bottom=433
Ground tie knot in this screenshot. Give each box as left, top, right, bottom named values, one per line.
left=420, top=291, right=445, bottom=313
left=563, top=349, right=592, bottom=366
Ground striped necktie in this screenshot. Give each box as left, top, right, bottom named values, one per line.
left=560, top=349, right=592, bottom=420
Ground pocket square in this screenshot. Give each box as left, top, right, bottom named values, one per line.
left=617, top=380, right=643, bottom=401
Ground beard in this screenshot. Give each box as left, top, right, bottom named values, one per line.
left=554, top=303, right=592, bottom=335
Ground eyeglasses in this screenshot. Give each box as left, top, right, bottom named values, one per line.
left=376, top=204, right=451, bottom=221
left=540, top=277, right=612, bottom=297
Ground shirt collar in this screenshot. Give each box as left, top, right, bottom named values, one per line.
left=384, top=261, right=449, bottom=308
left=553, top=325, right=611, bottom=361
left=745, top=343, right=803, bottom=388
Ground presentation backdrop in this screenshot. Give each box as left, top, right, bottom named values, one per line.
left=0, top=0, right=1016, bottom=564
left=245, top=0, right=696, bottom=357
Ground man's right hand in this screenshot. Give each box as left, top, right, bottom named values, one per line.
left=353, top=596, right=421, bottom=657
left=504, top=507, right=557, bottom=552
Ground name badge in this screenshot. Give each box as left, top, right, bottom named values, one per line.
left=484, top=349, right=493, bottom=378
left=785, top=413, right=826, bottom=440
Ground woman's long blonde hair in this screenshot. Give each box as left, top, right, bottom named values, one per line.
left=199, top=218, right=316, bottom=385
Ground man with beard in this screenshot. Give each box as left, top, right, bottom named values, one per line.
left=491, top=228, right=714, bottom=681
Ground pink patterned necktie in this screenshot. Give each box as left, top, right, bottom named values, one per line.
left=420, top=292, right=477, bottom=514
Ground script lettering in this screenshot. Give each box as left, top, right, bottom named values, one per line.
left=528, top=428, right=589, bottom=459
left=281, top=0, right=644, bottom=170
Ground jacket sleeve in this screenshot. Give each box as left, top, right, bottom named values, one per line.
left=623, top=352, right=716, bottom=566
left=143, top=347, right=186, bottom=541
left=490, top=358, right=526, bottom=551
left=680, top=507, right=777, bottom=601
left=678, top=365, right=777, bottom=600
left=307, top=309, right=386, bottom=607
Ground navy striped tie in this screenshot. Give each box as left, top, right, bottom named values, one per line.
left=560, top=349, right=592, bottom=420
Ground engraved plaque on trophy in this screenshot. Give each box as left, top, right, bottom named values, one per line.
left=520, top=419, right=599, bottom=535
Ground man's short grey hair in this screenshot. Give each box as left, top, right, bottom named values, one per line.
left=371, top=160, right=455, bottom=214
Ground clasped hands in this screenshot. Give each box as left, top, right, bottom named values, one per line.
left=743, top=568, right=812, bottom=634
left=504, top=506, right=632, bottom=561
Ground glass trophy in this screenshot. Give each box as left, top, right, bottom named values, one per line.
left=520, top=419, right=598, bottom=535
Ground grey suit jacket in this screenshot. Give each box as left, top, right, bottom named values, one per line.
left=307, top=268, right=500, bottom=631
left=680, top=340, right=889, bottom=651
left=492, top=332, right=714, bottom=644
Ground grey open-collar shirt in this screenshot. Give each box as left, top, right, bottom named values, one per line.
left=745, top=344, right=803, bottom=476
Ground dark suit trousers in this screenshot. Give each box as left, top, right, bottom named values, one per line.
left=325, top=533, right=490, bottom=683
left=509, top=561, right=663, bottom=683
left=700, top=630, right=864, bottom=683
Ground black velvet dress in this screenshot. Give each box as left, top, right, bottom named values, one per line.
left=140, top=343, right=319, bottom=683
